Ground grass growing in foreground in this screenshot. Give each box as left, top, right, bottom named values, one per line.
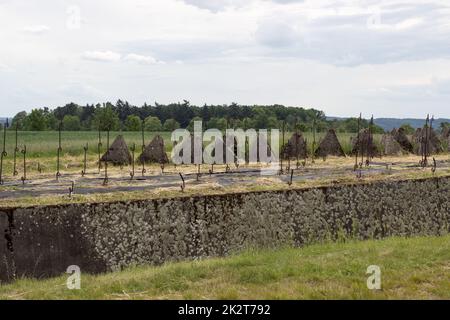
left=1, top=235, right=449, bottom=300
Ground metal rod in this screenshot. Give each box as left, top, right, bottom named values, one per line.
left=21, top=145, right=26, bottom=185
left=69, top=181, right=75, bottom=198
left=82, top=143, right=88, bottom=176
left=288, top=169, right=294, bottom=186
left=359, top=114, right=364, bottom=168
left=295, top=117, right=300, bottom=169
left=280, top=121, right=285, bottom=174
left=0, top=119, right=9, bottom=185
left=13, top=124, right=18, bottom=176
left=429, top=115, right=434, bottom=157
left=366, top=115, right=374, bottom=166
left=354, top=113, right=361, bottom=171
left=179, top=172, right=185, bottom=192
left=422, top=115, right=429, bottom=167
left=56, top=121, right=62, bottom=181
left=130, top=143, right=135, bottom=180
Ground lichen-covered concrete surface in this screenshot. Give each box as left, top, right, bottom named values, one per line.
left=1, top=176, right=449, bottom=282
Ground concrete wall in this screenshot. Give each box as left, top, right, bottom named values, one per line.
left=1, top=176, right=449, bottom=282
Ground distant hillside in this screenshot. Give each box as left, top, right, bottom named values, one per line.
left=327, top=117, right=450, bottom=131
left=374, top=118, right=450, bottom=131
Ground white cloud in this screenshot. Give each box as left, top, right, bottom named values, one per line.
left=180, top=0, right=244, bottom=12
left=22, top=25, right=50, bottom=34
left=1, top=0, right=450, bottom=118
left=124, top=53, right=159, bottom=65
left=82, top=51, right=121, bottom=62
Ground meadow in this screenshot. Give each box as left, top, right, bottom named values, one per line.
left=1, top=130, right=377, bottom=158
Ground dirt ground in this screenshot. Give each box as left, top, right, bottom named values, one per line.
left=0, top=153, right=449, bottom=207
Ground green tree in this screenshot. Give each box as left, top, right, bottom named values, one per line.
left=206, top=117, right=227, bottom=131
left=92, top=105, right=120, bottom=131
left=266, top=116, right=280, bottom=129
left=63, top=115, right=81, bottom=131
left=187, top=116, right=203, bottom=131
left=24, top=109, right=47, bottom=131
left=242, top=117, right=255, bottom=130
left=45, top=112, right=58, bottom=131
left=145, top=116, right=162, bottom=132
left=163, top=118, right=180, bottom=131
left=125, top=115, right=142, bottom=131
left=12, top=111, right=27, bottom=130
left=370, top=124, right=385, bottom=134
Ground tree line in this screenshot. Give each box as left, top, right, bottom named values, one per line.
left=8, top=100, right=386, bottom=133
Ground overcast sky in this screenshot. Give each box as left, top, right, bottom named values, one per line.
left=1, top=0, right=449, bottom=118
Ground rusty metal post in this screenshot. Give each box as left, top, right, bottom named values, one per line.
left=56, top=121, right=62, bottom=181
left=0, top=119, right=8, bottom=185
left=280, top=121, right=285, bottom=174
left=354, top=114, right=361, bottom=171
left=69, top=181, right=75, bottom=198
left=429, top=115, right=435, bottom=157
left=359, top=114, right=365, bottom=168
left=421, top=115, right=430, bottom=167
left=288, top=169, right=294, bottom=186
left=179, top=172, right=185, bottom=192
left=13, top=124, right=18, bottom=176
left=366, top=115, right=374, bottom=167
left=82, top=143, right=88, bottom=177
left=295, top=117, right=300, bottom=169
left=130, top=143, right=136, bottom=180
left=21, top=145, right=27, bottom=185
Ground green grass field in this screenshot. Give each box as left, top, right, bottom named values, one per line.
left=1, top=235, right=449, bottom=300
left=0, top=130, right=373, bottom=158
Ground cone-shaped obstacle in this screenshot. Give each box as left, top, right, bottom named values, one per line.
left=315, top=129, right=345, bottom=157
left=139, top=135, right=169, bottom=164
left=281, top=132, right=307, bottom=160
left=381, top=133, right=405, bottom=156
left=351, top=129, right=380, bottom=157
left=101, top=135, right=132, bottom=166
left=391, top=128, right=413, bottom=153
left=413, top=127, right=443, bottom=155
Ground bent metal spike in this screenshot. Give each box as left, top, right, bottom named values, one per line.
left=366, top=115, right=374, bottom=167
left=81, top=143, right=88, bottom=177
left=56, top=121, right=62, bottom=181
left=21, top=145, right=26, bottom=185
left=130, top=143, right=136, bottom=180
left=13, top=123, right=18, bottom=176
left=0, top=118, right=9, bottom=185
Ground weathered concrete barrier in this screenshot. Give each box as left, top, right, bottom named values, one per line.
left=1, top=176, right=449, bottom=282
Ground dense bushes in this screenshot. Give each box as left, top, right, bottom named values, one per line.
left=9, top=100, right=386, bottom=133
